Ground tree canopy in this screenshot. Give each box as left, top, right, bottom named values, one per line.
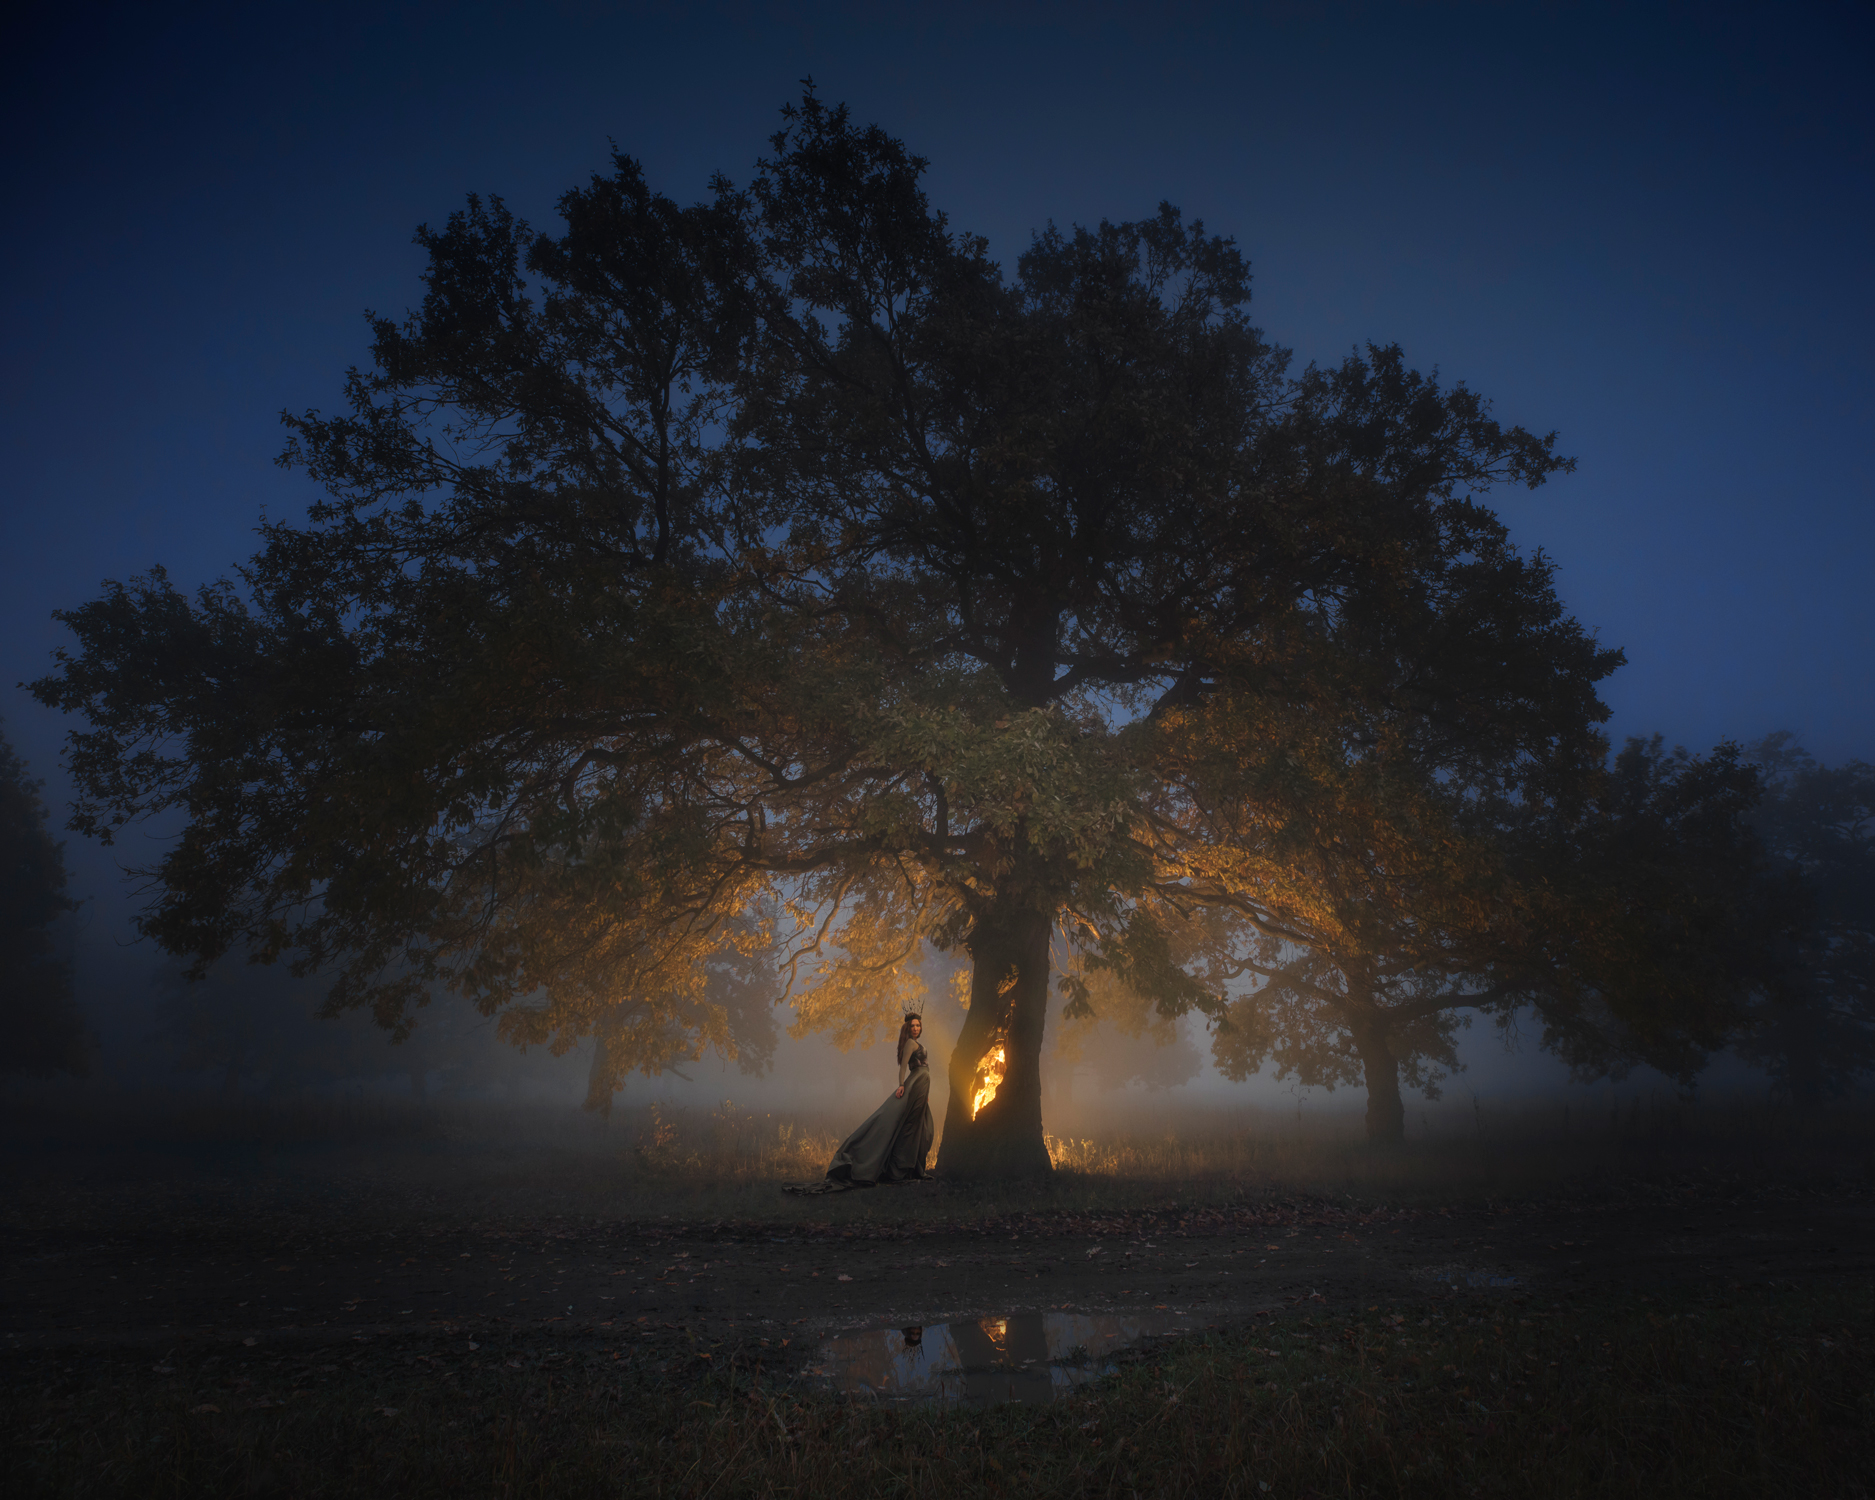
left=36, top=92, right=1674, bottom=1172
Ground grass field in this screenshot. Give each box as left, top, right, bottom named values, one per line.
left=4, top=1093, right=1872, bottom=1496
left=8, top=1089, right=1868, bottom=1222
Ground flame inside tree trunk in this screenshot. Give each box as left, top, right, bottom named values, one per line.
left=939, top=903, right=1055, bottom=1179
left=970, top=1041, right=1006, bottom=1118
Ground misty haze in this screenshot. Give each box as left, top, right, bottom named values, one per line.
left=4, top=6, right=1872, bottom=1498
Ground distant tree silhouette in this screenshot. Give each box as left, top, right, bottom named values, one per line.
left=1524, top=737, right=1786, bottom=1083
left=36, top=91, right=1661, bottom=1177
left=0, top=722, right=87, bottom=1077
left=1738, top=732, right=1875, bottom=1104
left=1201, top=735, right=1771, bottom=1143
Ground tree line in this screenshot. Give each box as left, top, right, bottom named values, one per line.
left=17, top=92, right=1874, bottom=1163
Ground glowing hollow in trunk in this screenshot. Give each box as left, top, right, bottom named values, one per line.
left=970, top=1043, right=1006, bottom=1119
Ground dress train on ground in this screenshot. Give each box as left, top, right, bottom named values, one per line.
left=785, top=1054, right=934, bottom=1194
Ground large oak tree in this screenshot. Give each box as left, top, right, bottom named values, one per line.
left=36, top=94, right=1627, bottom=1175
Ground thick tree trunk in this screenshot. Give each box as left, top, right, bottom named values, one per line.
left=937, top=903, right=1054, bottom=1180
left=1351, top=1024, right=1405, bottom=1145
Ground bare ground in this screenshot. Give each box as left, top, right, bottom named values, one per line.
left=5, top=1103, right=1871, bottom=1372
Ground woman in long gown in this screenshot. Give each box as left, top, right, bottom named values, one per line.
left=792, top=1014, right=934, bottom=1192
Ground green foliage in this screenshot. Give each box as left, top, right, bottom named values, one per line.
left=0, top=722, right=85, bottom=1077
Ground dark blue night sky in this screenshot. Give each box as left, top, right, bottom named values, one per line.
left=5, top=1, right=1871, bottom=980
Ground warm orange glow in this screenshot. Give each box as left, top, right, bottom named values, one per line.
left=970, top=1043, right=1006, bottom=1119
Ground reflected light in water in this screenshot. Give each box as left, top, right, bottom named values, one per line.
left=809, top=1309, right=1185, bottom=1406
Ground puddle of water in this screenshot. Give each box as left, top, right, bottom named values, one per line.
left=807, top=1310, right=1187, bottom=1405
left=1413, top=1263, right=1523, bottom=1291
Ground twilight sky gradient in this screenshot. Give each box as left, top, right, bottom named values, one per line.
left=4, top=1, right=1871, bottom=1009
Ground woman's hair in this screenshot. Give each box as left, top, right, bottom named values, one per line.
left=897, top=1014, right=922, bottom=1066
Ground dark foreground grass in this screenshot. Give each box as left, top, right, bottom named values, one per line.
left=8, top=1278, right=1870, bottom=1499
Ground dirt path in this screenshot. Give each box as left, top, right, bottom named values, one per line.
left=6, top=1176, right=1869, bottom=1362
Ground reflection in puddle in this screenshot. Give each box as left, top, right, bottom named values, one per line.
left=1414, top=1264, right=1524, bottom=1291
left=808, top=1310, right=1186, bottom=1405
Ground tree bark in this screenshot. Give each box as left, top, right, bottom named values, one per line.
left=1351, top=1022, right=1405, bottom=1145
left=585, top=1034, right=613, bottom=1117
left=937, top=901, right=1054, bottom=1179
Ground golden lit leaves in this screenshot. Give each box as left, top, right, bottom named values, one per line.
left=781, top=873, right=932, bottom=1051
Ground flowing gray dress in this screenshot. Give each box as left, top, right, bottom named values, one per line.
left=793, top=1044, right=934, bottom=1192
